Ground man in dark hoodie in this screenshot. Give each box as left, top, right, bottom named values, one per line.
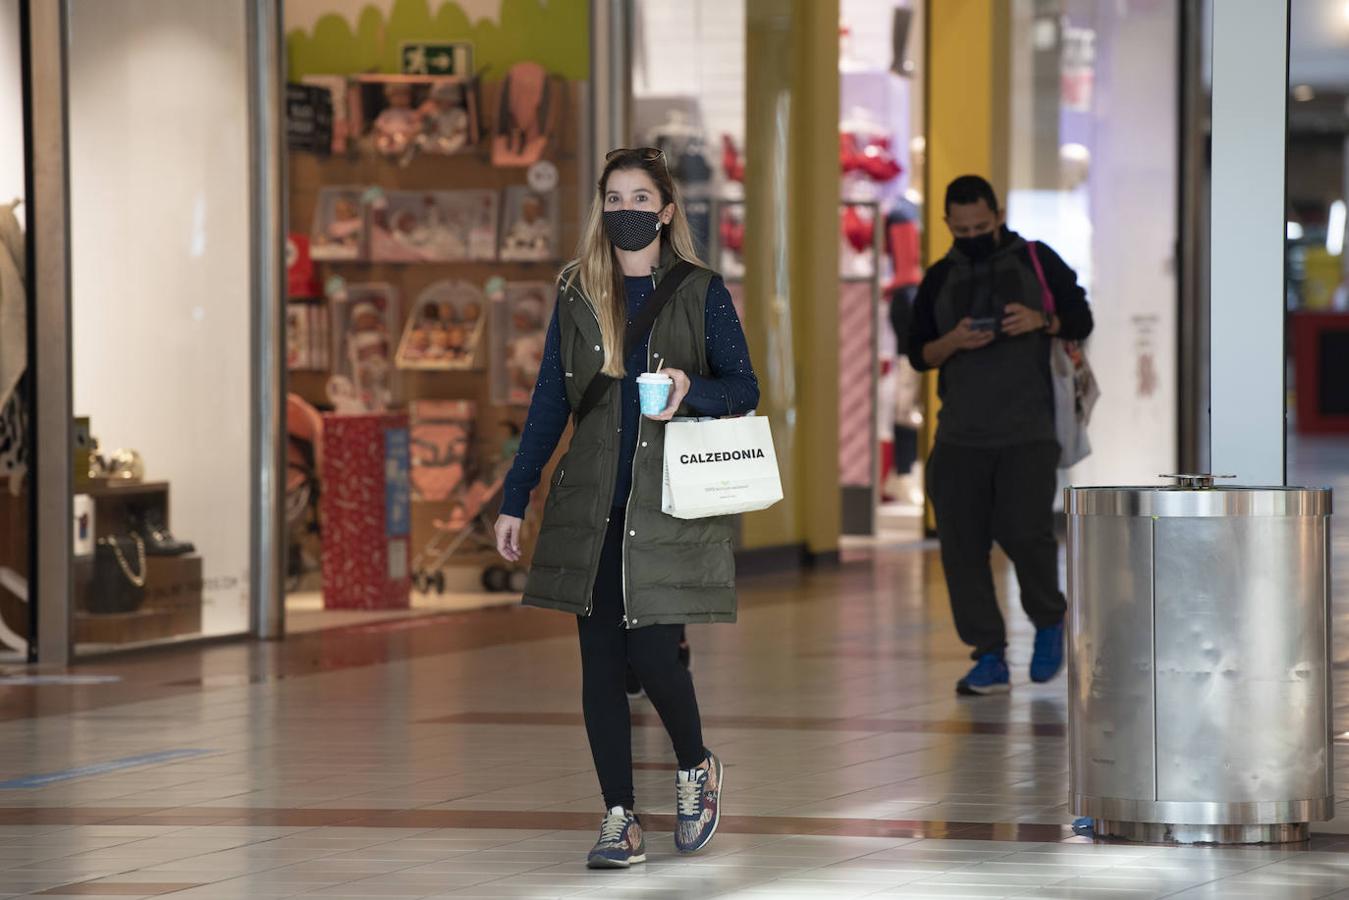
left=908, top=175, right=1093, bottom=696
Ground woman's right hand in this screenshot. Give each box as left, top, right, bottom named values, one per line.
left=495, top=515, right=524, bottom=562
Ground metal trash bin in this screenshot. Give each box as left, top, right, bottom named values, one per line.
left=1066, top=475, right=1334, bottom=844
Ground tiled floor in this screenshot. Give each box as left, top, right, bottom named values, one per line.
left=0, top=439, right=1344, bottom=898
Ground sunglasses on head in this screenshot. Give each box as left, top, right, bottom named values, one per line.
left=605, top=146, right=666, bottom=164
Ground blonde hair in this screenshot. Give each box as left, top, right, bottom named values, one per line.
left=562, top=152, right=705, bottom=378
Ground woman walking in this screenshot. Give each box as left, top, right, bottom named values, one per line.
left=495, top=147, right=758, bottom=868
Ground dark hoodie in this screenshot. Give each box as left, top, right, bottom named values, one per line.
left=907, top=228, right=1093, bottom=448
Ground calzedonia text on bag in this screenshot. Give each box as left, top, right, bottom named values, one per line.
left=662, top=416, right=783, bottom=520
left=679, top=448, right=767, bottom=465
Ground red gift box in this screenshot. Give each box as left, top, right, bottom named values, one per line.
left=287, top=233, right=321, bottom=298
left=320, top=412, right=412, bottom=610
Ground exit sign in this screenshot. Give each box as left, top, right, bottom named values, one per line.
left=401, top=42, right=473, bottom=76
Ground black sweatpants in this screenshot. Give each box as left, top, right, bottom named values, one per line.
left=578, top=509, right=705, bottom=811
left=926, top=440, right=1066, bottom=659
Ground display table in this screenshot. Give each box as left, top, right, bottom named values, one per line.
left=320, top=412, right=411, bottom=609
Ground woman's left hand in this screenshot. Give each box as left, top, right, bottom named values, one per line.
left=647, top=367, right=691, bottom=421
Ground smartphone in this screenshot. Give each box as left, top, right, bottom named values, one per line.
left=968, top=317, right=997, bottom=333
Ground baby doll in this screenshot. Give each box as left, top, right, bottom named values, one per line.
left=503, top=193, right=553, bottom=259
left=349, top=331, right=392, bottom=410
left=445, top=324, right=468, bottom=361
left=427, top=328, right=451, bottom=360
left=373, top=83, right=421, bottom=158
left=324, top=197, right=363, bottom=251
left=416, top=81, right=470, bottom=155
left=406, top=327, right=432, bottom=360
left=506, top=294, right=547, bottom=401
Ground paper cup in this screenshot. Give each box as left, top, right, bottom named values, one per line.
left=637, top=372, right=673, bottom=416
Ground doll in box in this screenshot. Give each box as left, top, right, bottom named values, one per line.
left=348, top=330, right=393, bottom=410
left=505, top=292, right=547, bottom=403
left=314, top=195, right=363, bottom=258
left=500, top=191, right=556, bottom=261
left=416, top=81, right=471, bottom=156
left=373, top=83, right=422, bottom=159
left=344, top=300, right=393, bottom=410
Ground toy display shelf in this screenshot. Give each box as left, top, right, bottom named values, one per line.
left=287, top=80, right=585, bottom=577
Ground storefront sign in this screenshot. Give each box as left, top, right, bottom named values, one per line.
left=401, top=41, right=473, bottom=76
left=285, top=83, right=333, bottom=156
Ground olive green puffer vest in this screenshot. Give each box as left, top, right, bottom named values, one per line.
left=522, top=252, right=737, bottom=627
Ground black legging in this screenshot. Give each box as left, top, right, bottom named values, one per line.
left=578, top=509, right=706, bottom=811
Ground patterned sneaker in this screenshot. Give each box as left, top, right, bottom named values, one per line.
left=956, top=653, right=1010, bottom=696
left=1030, top=622, right=1066, bottom=683
left=674, top=751, right=723, bottom=854
left=586, top=806, right=646, bottom=869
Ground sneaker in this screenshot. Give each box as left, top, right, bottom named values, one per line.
left=956, top=653, right=1010, bottom=696
left=1031, top=622, right=1066, bottom=683
left=674, top=750, right=723, bottom=854
left=624, top=666, right=644, bottom=701
left=586, top=806, right=646, bottom=869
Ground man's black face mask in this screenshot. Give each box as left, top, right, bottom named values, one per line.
left=954, top=230, right=998, bottom=260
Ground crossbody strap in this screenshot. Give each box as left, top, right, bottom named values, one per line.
left=574, top=259, right=697, bottom=422
left=1026, top=240, right=1055, bottom=315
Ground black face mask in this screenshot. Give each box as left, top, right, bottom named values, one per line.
left=603, top=209, right=662, bottom=252
left=954, top=230, right=998, bottom=261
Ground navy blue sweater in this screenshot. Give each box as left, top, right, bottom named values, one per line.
left=502, top=275, right=759, bottom=518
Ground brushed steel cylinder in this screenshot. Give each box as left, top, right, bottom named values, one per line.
left=1067, top=484, right=1333, bottom=844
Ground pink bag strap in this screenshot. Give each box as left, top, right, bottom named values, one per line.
left=1027, top=240, right=1055, bottom=315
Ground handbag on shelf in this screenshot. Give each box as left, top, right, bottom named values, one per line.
left=91, top=534, right=147, bottom=614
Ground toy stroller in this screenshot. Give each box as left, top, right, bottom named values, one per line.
left=411, top=458, right=525, bottom=594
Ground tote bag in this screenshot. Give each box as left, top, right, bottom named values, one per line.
left=1028, top=242, right=1100, bottom=468
left=661, top=414, right=784, bottom=520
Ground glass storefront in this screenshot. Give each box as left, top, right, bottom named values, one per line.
left=280, top=0, right=590, bottom=631
left=1286, top=1, right=1349, bottom=447
left=1000, top=0, right=1180, bottom=487
left=65, top=0, right=256, bottom=651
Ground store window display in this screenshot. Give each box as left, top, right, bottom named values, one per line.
left=282, top=0, right=589, bottom=628
left=834, top=8, right=923, bottom=534
left=65, top=0, right=255, bottom=650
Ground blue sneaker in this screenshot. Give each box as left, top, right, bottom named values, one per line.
left=1031, top=623, right=1065, bottom=683
left=674, top=750, right=723, bottom=854
left=956, top=653, right=1010, bottom=695
left=586, top=806, right=646, bottom=869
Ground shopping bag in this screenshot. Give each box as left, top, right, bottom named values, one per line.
left=662, top=415, right=784, bottom=519
left=1050, top=339, right=1099, bottom=467
left=1028, top=241, right=1101, bottom=468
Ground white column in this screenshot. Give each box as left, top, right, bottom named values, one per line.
left=1208, top=0, right=1288, bottom=485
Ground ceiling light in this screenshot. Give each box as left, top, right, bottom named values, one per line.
left=1293, top=85, right=1315, bottom=102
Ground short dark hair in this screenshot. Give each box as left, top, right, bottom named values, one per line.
left=945, top=175, right=1000, bottom=215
